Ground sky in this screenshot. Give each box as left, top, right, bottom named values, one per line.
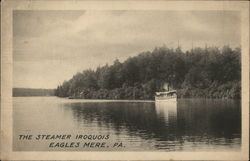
left=13, top=10, right=241, bottom=89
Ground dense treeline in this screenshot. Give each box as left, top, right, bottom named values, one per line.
left=13, top=88, right=55, bottom=97
left=55, top=46, right=241, bottom=99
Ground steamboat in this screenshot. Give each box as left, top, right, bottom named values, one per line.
left=155, top=90, right=177, bottom=102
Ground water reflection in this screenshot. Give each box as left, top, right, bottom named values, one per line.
left=155, top=101, right=177, bottom=124
left=176, top=99, right=241, bottom=139
left=63, top=99, right=241, bottom=150
left=13, top=97, right=241, bottom=151
left=65, top=102, right=163, bottom=139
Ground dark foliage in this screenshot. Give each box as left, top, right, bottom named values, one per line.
left=55, top=46, right=241, bottom=99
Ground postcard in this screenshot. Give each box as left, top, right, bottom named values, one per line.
left=1, top=0, right=249, bottom=160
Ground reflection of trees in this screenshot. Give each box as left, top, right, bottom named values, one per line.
left=64, top=99, right=241, bottom=147
left=176, top=99, right=241, bottom=142
left=65, top=102, right=178, bottom=141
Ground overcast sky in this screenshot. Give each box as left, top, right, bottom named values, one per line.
left=13, top=10, right=240, bottom=89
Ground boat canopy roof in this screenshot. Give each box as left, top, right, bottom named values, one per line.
left=155, top=90, right=177, bottom=95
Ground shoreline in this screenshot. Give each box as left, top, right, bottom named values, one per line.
left=61, top=96, right=240, bottom=102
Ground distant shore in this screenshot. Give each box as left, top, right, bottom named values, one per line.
left=13, top=84, right=240, bottom=100
left=13, top=88, right=55, bottom=97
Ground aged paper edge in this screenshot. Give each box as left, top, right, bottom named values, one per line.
left=1, top=0, right=249, bottom=160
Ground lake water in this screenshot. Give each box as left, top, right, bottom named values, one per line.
left=13, top=97, right=241, bottom=151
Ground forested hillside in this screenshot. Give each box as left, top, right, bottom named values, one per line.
left=55, top=46, right=241, bottom=99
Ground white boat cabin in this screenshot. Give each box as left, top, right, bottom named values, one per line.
left=155, top=90, right=177, bottom=101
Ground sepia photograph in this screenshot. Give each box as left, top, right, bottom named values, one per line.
left=1, top=0, right=249, bottom=160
